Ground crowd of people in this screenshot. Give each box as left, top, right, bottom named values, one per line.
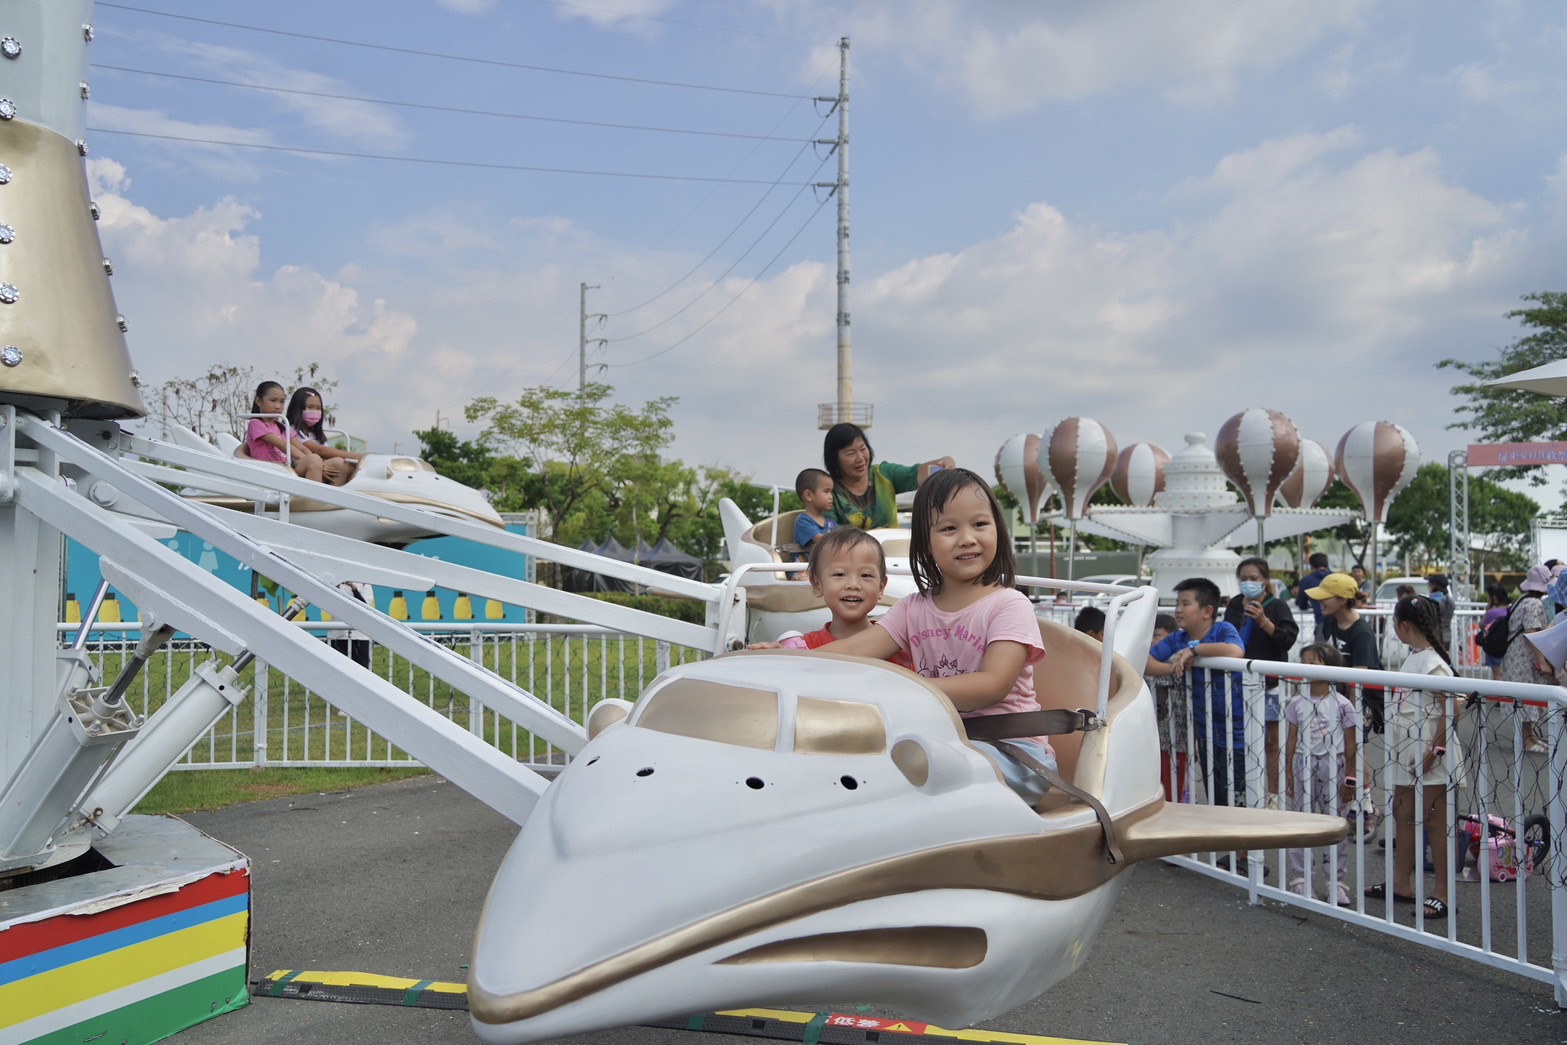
left=756, top=430, right=1556, bottom=916
left=1116, top=556, right=1565, bottom=915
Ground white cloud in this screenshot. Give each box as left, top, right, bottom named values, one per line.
left=88, top=102, right=276, bottom=181
left=1451, top=62, right=1524, bottom=102
left=551, top=0, right=678, bottom=34
left=93, top=122, right=1548, bottom=495
left=435, top=0, right=497, bottom=14
left=171, top=42, right=411, bottom=151
left=774, top=0, right=1372, bottom=116
left=90, top=173, right=426, bottom=445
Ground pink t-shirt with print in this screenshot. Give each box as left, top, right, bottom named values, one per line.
left=875, top=587, right=1050, bottom=755
left=245, top=418, right=288, bottom=465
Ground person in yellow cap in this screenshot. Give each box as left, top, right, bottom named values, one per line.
left=1308, top=572, right=1384, bottom=734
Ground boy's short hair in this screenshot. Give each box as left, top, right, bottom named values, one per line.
left=1308, top=552, right=1329, bottom=569
left=1172, top=577, right=1223, bottom=616
left=806, top=526, right=886, bottom=584
left=794, top=467, right=831, bottom=500
left=1073, top=606, right=1106, bottom=635
left=1154, top=613, right=1177, bottom=634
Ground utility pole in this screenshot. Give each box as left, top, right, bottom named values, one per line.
left=816, top=37, right=867, bottom=430
left=579, top=282, right=606, bottom=390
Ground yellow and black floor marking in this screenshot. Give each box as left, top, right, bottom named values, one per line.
left=256, top=970, right=1134, bottom=1045
left=258, top=969, right=468, bottom=1010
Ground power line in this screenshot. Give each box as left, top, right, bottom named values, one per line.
left=604, top=112, right=831, bottom=318
left=92, top=65, right=815, bottom=143
left=606, top=149, right=832, bottom=342
left=610, top=193, right=832, bottom=368
left=86, top=127, right=816, bottom=185
left=98, top=3, right=812, bottom=100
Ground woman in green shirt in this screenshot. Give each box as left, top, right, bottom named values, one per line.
left=823, top=422, right=953, bottom=529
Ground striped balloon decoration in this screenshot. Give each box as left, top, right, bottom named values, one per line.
left=1277, top=437, right=1334, bottom=509
left=1039, top=417, right=1118, bottom=520
left=994, top=433, right=1048, bottom=523
left=1334, top=421, right=1420, bottom=523
left=1214, top=408, right=1300, bottom=518
left=1111, top=442, right=1170, bottom=507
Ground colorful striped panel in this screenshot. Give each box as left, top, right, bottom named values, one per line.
left=0, top=869, right=249, bottom=1044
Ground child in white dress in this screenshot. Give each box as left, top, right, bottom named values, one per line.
left=1284, top=643, right=1358, bottom=905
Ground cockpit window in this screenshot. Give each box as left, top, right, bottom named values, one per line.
left=635, top=679, right=778, bottom=750
left=794, top=696, right=887, bottom=755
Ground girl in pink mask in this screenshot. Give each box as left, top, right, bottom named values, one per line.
left=286, top=387, right=363, bottom=485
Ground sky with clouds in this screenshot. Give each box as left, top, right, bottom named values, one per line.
left=82, top=0, right=1567, bottom=498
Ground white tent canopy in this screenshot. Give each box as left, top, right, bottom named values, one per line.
left=1483, top=359, right=1567, bottom=397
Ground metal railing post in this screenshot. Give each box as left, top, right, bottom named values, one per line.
left=252, top=659, right=269, bottom=767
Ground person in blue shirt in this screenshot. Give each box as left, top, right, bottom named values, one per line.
left=1146, top=578, right=1247, bottom=813
left=1294, top=552, right=1331, bottom=640
left=792, top=468, right=837, bottom=562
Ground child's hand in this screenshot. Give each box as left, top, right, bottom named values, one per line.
left=746, top=641, right=782, bottom=650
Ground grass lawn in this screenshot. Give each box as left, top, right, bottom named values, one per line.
left=133, top=766, right=432, bottom=814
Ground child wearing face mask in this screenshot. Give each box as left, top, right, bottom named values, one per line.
left=286, top=387, right=363, bottom=486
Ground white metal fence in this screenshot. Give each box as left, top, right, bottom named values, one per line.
left=61, top=601, right=1567, bottom=1004
left=1170, top=650, right=1567, bottom=1005
left=61, top=620, right=709, bottom=774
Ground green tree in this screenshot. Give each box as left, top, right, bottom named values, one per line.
left=1381, top=463, right=1539, bottom=573
left=1439, top=291, right=1567, bottom=491
left=412, top=426, right=498, bottom=492
left=465, top=382, right=676, bottom=539
left=1384, top=464, right=1456, bottom=568
left=1470, top=477, right=1541, bottom=572
left=1315, top=481, right=1372, bottom=569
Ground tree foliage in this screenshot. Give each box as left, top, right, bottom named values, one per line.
left=465, top=382, right=676, bottom=540
left=1439, top=291, right=1567, bottom=490
left=1384, top=462, right=1538, bottom=571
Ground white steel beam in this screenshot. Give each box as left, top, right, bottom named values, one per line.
left=14, top=467, right=545, bottom=826
left=114, top=429, right=719, bottom=602
left=28, top=417, right=589, bottom=753
left=103, top=483, right=715, bottom=651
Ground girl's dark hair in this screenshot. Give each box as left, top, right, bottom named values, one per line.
left=1235, top=556, right=1271, bottom=580
left=1487, top=583, right=1510, bottom=607
left=908, top=468, right=1014, bottom=595
left=806, top=526, right=886, bottom=586
left=1394, top=594, right=1452, bottom=669
left=1299, top=642, right=1343, bottom=668
left=286, top=387, right=326, bottom=441
left=251, top=380, right=283, bottom=413
left=822, top=422, right=872, bottom=484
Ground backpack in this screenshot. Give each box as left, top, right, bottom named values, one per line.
left=1482, top=594, right=1534, bottom=659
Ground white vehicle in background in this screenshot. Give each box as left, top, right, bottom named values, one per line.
left=1374, top=576, right=1428, bottom=603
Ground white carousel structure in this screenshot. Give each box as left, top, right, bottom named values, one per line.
left=996, top=411, right=1420, bottom=598
left=0, top=7, right=1345, bottom=1043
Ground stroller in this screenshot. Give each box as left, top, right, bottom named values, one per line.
left=1455, top=813, right=1550, bottom=883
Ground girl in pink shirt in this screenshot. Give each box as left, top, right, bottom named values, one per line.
left=244, top=381, right=323, bottom=481
left=821, top=468, right=1052, bottom=803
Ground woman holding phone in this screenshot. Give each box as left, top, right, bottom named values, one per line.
left=1223, top=556, right=1300, bottom=809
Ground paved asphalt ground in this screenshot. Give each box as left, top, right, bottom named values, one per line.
left=173, top=776, right=1566, bottom=1045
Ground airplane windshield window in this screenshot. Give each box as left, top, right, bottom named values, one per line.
left=636, top=679, right=778, bottom=750
left=794, top=697, right=886, bottom=755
